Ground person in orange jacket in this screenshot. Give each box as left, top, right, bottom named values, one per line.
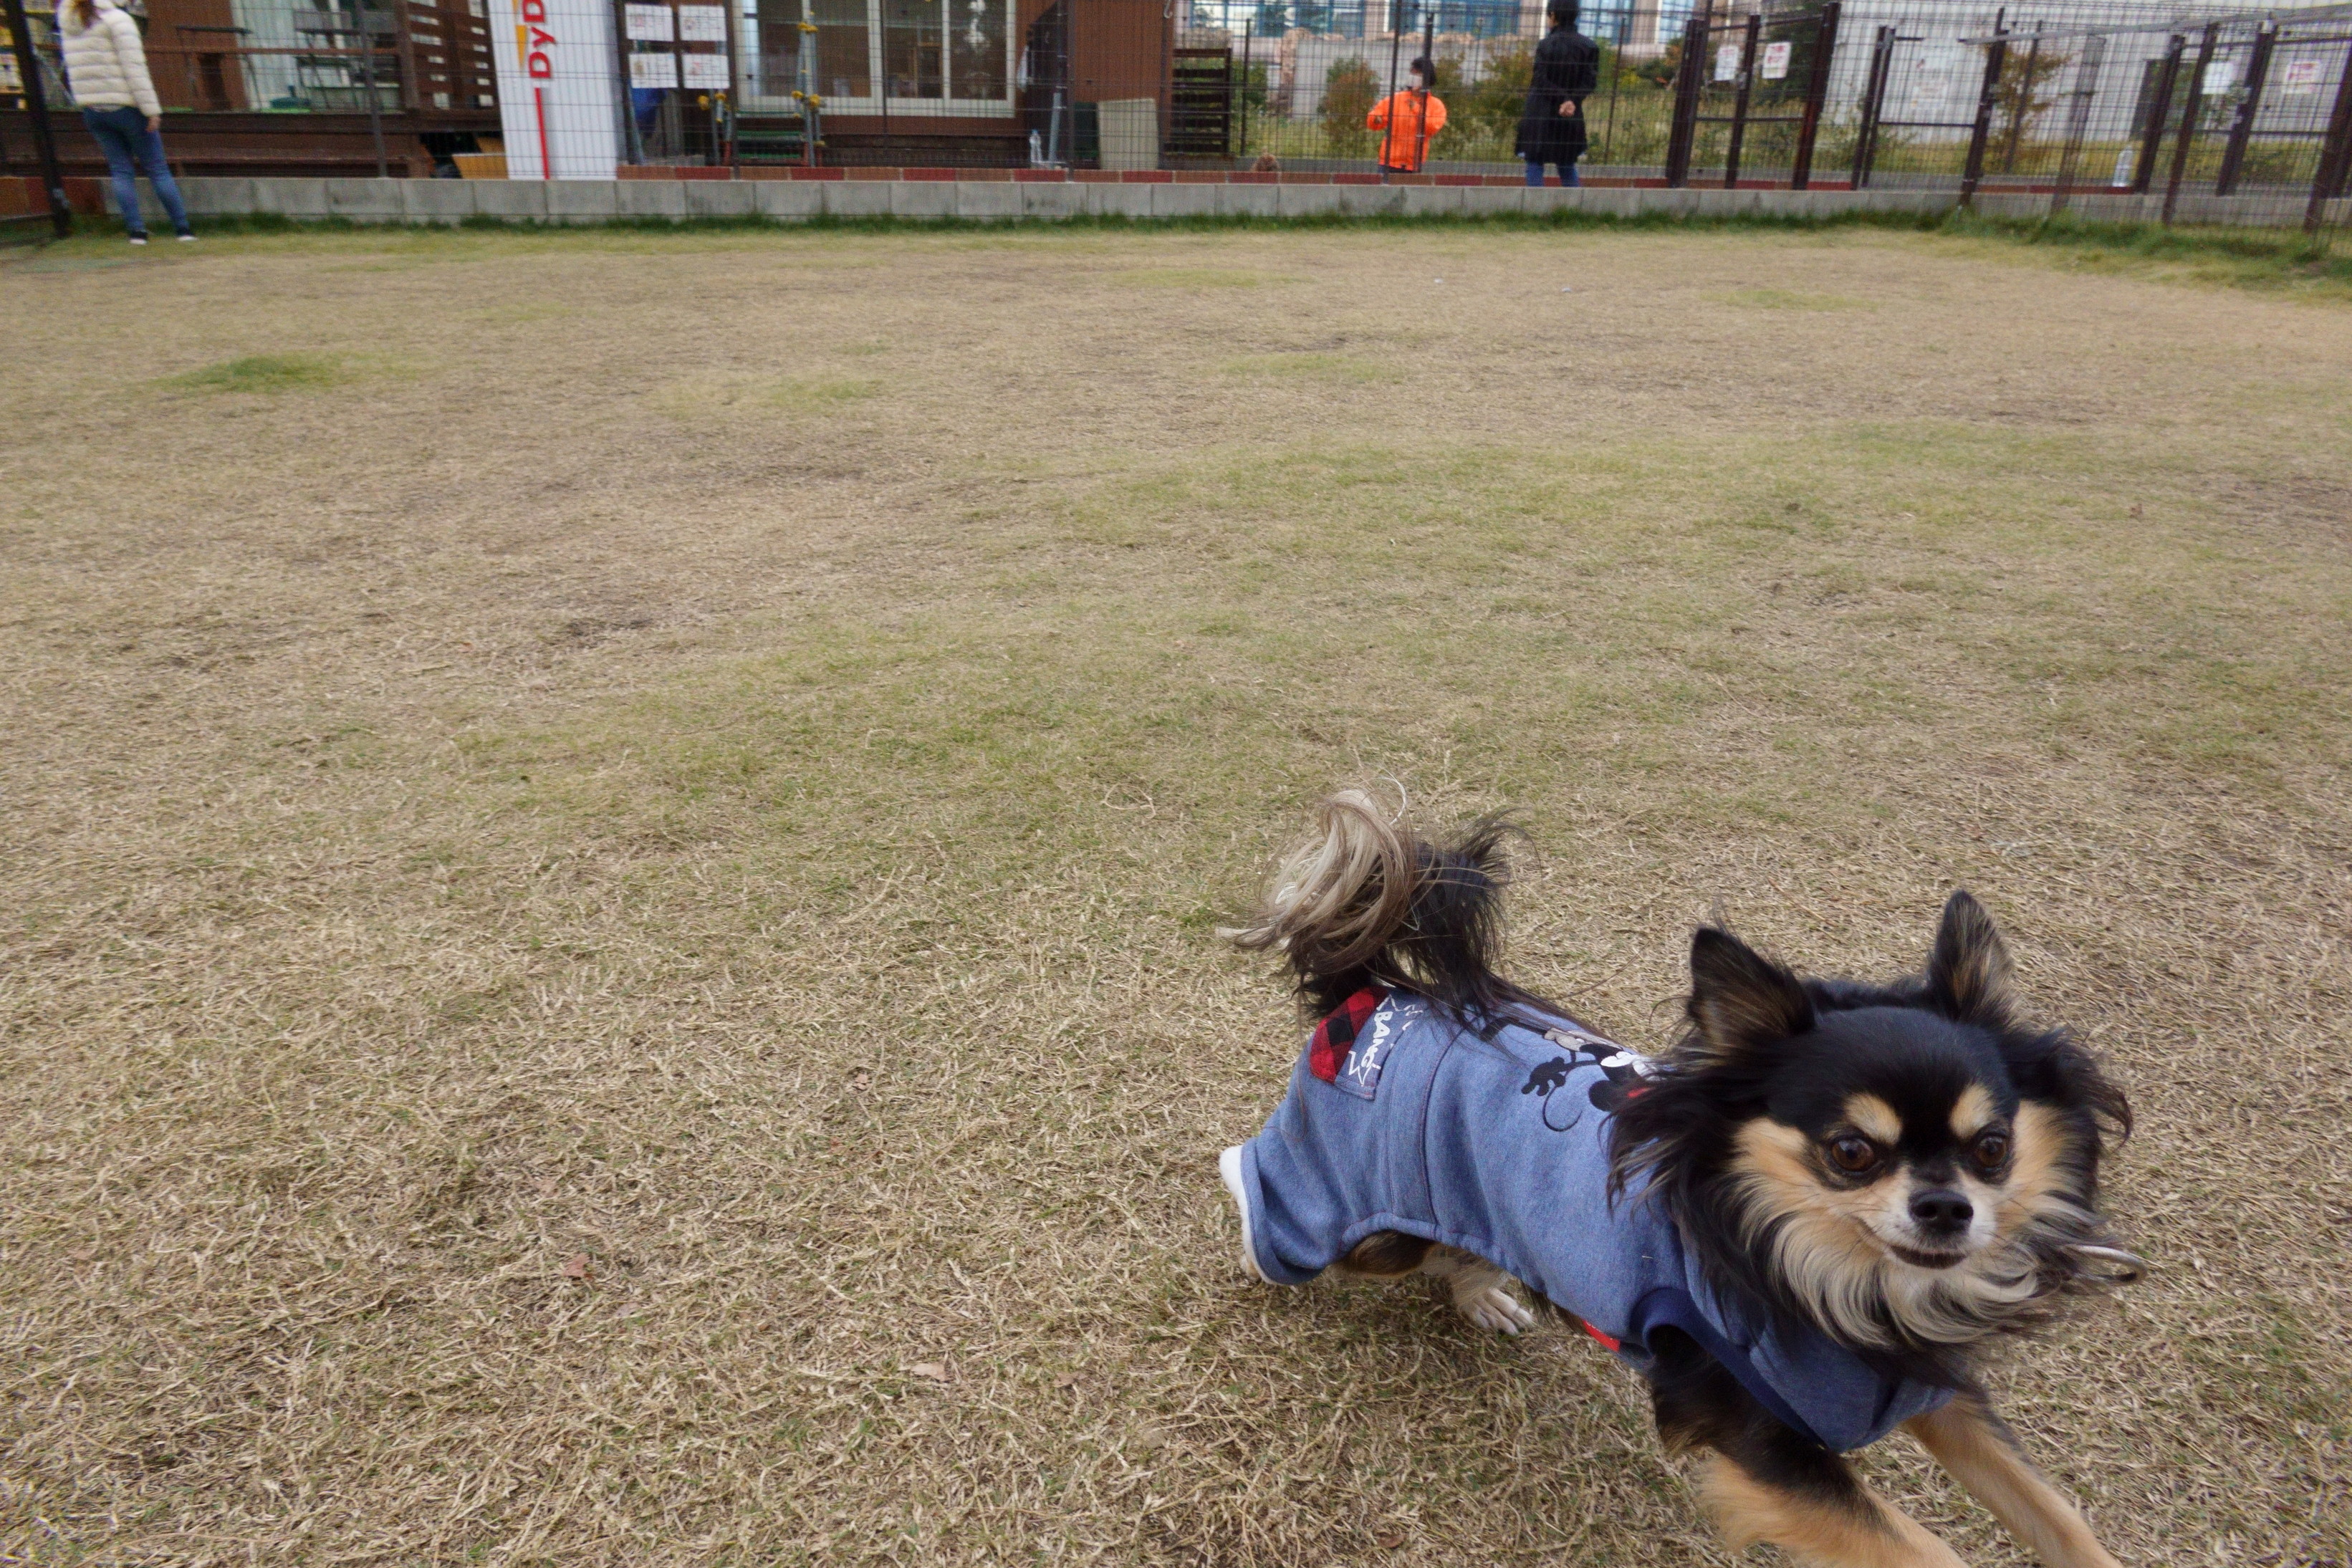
left=1368, top=56, right=1446, bottom=176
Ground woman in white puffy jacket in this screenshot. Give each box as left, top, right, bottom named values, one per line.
left=59, top=0, right=193, bottom=242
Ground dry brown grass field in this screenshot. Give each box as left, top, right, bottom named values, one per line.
left=2, top=221, right=2348, bottom=1567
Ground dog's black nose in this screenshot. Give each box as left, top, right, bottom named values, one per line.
left=1909, top=1189, right=1974, bottom=1233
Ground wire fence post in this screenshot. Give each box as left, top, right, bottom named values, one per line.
left=2309, top=33, right=2352, bottom=234
left=1720, top=10, right=1758, bottom=188
left=350, top=3, right=390, bottom=178
left=1851, top=21, right=1893, bottom=191
left=2048, top=31, right=2103, bottom=218
left=1790, top=0, right=1838, bottom=191
left=1237, top=17, right=1249, bottom=160
left=614, top=0, right=645, bottom=165
left=2, top=0, right=70, bottom=236
left=1959, top=22, right=2008, bottom=207
left=1664, top=13, right=1704, bottom=188
left=1411, top=5, right=1433, bottom=173
left=798, top=19, right=819, bottom=168
left=1596, top=3, right=1623, bottom=165
left=1052, top=0, right=1068, bottom=167
left=720, top=0, right=740, bottom=170
left=2131, top=33, right=2183, bottom=195
left=2161, top=21, right=2218, bottom=225
left=2214, top=19, right=2275, bottom=198
left=1381, top=1, right=1404, bottom=177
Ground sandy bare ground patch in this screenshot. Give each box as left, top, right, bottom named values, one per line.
left=2, top=226, right=2348, bottom=1566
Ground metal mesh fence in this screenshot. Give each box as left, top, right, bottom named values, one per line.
left=1, top=0, right=2347, bottom=236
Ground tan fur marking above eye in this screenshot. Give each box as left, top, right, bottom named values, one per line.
left=1737, top=1120, right=1828, bottom=1188
left=1949, top=1084, right=1997, bottom=1140
left=1844, top=1094, right=1903, bottom=1145
left=1995, top=1101, right=2075, bottom=1238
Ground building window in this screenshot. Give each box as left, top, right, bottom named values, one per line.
left=747, top=0, right=1012, bottom=113
left=1392, top=1, right=1521, bottom=40
left=1188, top=1, right=1367, bottom=38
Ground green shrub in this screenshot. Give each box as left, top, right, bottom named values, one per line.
left=1321, top=57, right=1378, bottom=158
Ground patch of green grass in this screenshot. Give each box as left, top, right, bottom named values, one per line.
left=52, top=206, right=2352, bottom=302
left=474, top=422, right=2352, bottom=903
left=763, top=375, right=883, bottom=410
left=1935, top=208, right=2352, bottom=297
left=163, top=352, right=347, bottom=393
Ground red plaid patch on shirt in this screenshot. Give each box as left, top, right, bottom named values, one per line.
left=1308, top=987, right=1391, bottom=1084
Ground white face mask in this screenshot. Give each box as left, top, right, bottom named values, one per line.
left=1408, top=73, right=1426, bottom=91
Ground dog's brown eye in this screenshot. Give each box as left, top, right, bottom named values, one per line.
left=1972, top=1131, right=2010, bottom=1170
left=1827, top=1135, right=1881, bottom=1174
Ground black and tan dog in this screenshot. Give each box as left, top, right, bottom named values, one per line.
left=1220, top=793, right=2141, bottom=1567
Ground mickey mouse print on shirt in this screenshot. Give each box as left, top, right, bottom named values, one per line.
left=1519, top=1023, right=1655, bottom=1132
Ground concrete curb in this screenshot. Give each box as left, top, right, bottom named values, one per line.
left=1969, top=188, right=2336, bottom=228
left=145, top=174, right=1981, bottom=227
left=112, top=175, right=2336, bottom=231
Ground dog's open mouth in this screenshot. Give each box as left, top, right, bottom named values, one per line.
left=1888, top=1241, right=1969, bottom=1270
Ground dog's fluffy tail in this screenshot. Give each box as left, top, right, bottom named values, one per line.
left=1225, top=789, right=1532, bottom=1021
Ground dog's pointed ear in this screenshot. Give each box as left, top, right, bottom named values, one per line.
left=1927, top=890, right=2017, bottom=1028
left=1687, top=926, right=1813, bottom=1062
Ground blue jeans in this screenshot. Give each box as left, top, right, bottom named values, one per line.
left=82, top=106, right=191, bottom=236
left=1525, top=156, right=1580, bottom=188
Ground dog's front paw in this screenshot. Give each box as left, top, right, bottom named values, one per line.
left=1458, top=1284, right=1535, bottom=1336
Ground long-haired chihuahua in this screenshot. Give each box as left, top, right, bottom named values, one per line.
left=1219, top=792, right=2141, bottom=1567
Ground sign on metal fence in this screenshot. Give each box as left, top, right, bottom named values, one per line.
left=489, top=0, right=623, bottom=178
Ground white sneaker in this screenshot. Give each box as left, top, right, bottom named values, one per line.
left=176, top=234, right=196, bottom=243
left=1219, top=1145, right=1267, bottom=1282
left=128, top=236, right=148, bottom=245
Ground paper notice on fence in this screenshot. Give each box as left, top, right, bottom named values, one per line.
left=2281, top=59, right=2320, bottom=96
left=630, top=49, right=681, bottom=88
left=1714, top=44, right=1741, bottom=82
left=625, top=4, right=673, bottom=41
left=678, top=5, right=727, bottom=42
left=682, top=50, right=730, bottom=87
left=2201, top=57, right=2237, bottom=95
left=1760, top=41, right=1792, bottom=80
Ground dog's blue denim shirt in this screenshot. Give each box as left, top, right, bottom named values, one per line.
left=1234, top=991, right=1955, bottom=1453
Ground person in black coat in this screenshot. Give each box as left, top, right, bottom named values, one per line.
left=1516, top=0, right=1601, bottom=187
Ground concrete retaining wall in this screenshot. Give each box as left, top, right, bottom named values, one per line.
left=111, top=175, right=2343, bottom=229
left=1970, top=189, right=2350, bottom=230
left=120, top=175, right=1967, bottom=226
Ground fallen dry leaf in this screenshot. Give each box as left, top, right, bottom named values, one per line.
left=1373, top=1527, right=1407, bottom=1550
left=907, top=1361, right=950, bottom=1382
left=562, top=1252, right=592, bottom=1280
